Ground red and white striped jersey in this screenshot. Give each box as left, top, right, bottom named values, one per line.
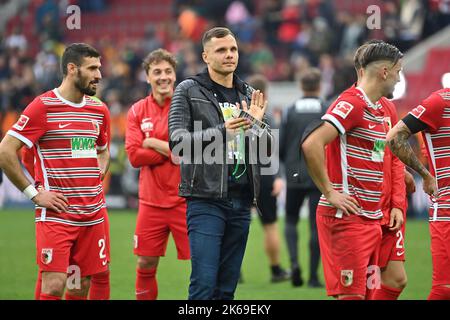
left=320, top=86, right=387, bottom=220
left=8, top=89, right=110, bottom=226
left=409, top=88, right=450, bottom=222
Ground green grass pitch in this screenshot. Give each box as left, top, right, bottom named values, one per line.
left=0, top=209, right=432, bottom=299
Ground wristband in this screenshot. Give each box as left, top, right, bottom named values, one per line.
left=23, top=184, right=39, bottom=200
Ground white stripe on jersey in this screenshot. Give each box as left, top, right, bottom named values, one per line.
left=337, top=134, right=349, bottom=219
left=7, top=130, right=33, bottom=148
left=425, top=132, right=439, bottom=221
left=35, top=216, right=104, bottom=226
left=36, top=145, right=50, bottom=221
left=322, top=114, right=346, bottom=135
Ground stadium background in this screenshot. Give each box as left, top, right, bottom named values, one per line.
left=0, top=0, right=449, bottom=299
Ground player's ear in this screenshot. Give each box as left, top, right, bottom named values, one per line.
left=67, top=62, right=77, bottom=76
left=202, top=51, right=208, bottom=64
left=382, top=66, right=389, bottom=80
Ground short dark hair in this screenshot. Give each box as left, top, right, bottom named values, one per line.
left=354, top=40, right=403, bottom=70
left=61, top=43, right=100, bottom=76
left=142, top=48, right=177, bottom=75
left=202, top=27, right=236, bottom=49
left=300, top=68, right=321, bottom=92
left=246, top=74, right=268, bottom=94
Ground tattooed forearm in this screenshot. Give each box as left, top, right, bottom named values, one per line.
left=388, top=129, right=430, bottom=179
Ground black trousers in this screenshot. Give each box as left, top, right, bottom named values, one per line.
left=284, top=187, right=321, bottom=280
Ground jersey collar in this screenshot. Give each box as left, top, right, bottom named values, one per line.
left=53, top=88, right=86, bottom=108
left=355, top=86, right=382, bottom=110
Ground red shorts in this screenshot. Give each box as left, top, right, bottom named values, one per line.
left=36, top=216, right=109, bottom=277
left=378, top=222, right=406, bottom=269
left=429, top=221, right=450, bottom=286
left=134, top=203, right=190, bottom=260
left=317, top=213, right=382, bottom=297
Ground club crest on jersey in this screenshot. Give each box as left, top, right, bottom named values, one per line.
left=141, top=118, right=154, bottom=132
left=384, top=116, right=392, bottom=130
left=332, top=101, right=354, bottom=119
left=410, top=105, right=426, bottom=119
left=13, top=115, right=30, bottom=131
left=340, top=270, right=353, bottom=287
left=92, top=120, right=100, bottom=135
left=41, top=248, right=53, bottom=265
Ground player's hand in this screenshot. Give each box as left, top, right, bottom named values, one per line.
left=32, top=190, right=69, bottom=213
left=423, top=173, right=437, bottom=197
left=388, top=208, right=403, bottom=231
left=142, top=138, right=155, bottom=149
left=325, top=190, right=360, bottom=216
left=272, top=177, right=284, bottom=196
left=240, top=90, right=267, bottom=122
left=225, top=117, right=251, bottom=135
left=404, top=170, right=416, bottom=194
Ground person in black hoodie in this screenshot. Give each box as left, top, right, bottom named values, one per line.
left=168, top=27, right=273, bottom=300
left=279, top=68, right=326, bottom=288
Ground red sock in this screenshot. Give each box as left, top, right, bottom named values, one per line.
left=39, top=293, right=61, bottom=300
left=338, top=295, right=365, bottom=300
left=372, top=284, right=403, bottom=300
left=65, top=292, right=87, bottom=300
left=35, top=271, right=42, bottom=300
left=89, top=270, right=110, bottom=300
left=428, top=286, right=450, bottom=300
left=135, top=267, right=157, bottom=300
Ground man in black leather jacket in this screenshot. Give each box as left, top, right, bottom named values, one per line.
left=168, top=27, right=273, bottom=300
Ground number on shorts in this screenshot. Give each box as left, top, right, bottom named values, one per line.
left=396, top=230, right=404, bottom=249
left=98, top=238, right=106, bottom=259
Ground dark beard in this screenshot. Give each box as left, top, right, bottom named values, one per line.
left=75, top=70, right=97, bottom=96
left=385, top=92, right=394, bottom=99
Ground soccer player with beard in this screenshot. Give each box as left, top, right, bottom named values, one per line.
left=125, top=49, right=190, bottom=300
left=387, top=85, right=450, bottom=300
left=0, top=43, right=111, bottom=300
left=302, top=41, right=404, bottom=300
left=21, top=132, right=111, bottom=300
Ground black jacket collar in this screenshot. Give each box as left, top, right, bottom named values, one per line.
left=189, top=69, right=250, bottom=97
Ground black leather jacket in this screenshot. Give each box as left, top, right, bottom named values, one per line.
left=168, top=70, right=272, bottom=204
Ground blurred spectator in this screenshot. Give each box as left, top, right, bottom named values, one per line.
left=33, top=40, right=60, bottom=92
left=142, top=25, right=163, bottom=54
left=318, top=53, right=334, bottom=100
left=396, top=0, right=426, bottom=52
left=5, top=26, right=27, bottom=52
left=225, top=1, right=257, bottom=44
left=261, top=0, right=283, bottom=48
left=7, top=55, right=36, bottom=111
left=339, top=14, right=367, bottom=58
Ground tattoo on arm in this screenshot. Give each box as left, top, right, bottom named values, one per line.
left=388, top=124, right=429, bottom=179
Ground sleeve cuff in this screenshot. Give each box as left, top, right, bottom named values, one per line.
left=7, top=130, right=33, bottom=148
left=321, top=114, right=345, bottom=135
left=97, top=143, right=108, bottom=151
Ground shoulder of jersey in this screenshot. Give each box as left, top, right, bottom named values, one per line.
left=334, top=88, right=364, bottom=110
left=436, top=88, right=450, bottom=102
left=129, top=96, right=149, bottom=113
left=86, top=95, right=106, bottom=108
